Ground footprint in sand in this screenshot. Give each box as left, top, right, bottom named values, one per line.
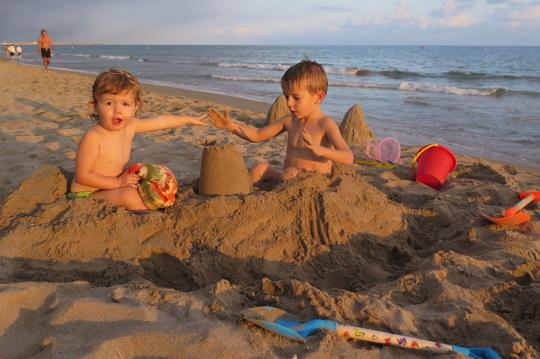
left=16, top=135, right=45, bottom=143
left=64, top=150, right=77, bottom=160
left=45, top=142, right=60, bottom=152
left=57, top=128, right=84, bottom=137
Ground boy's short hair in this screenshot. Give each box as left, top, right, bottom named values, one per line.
left=92, top=69, right=142, bottom=107
left=281, top=60, right=328, bottom=95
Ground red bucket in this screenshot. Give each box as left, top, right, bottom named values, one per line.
left=412, top=144, right=456, bottom=190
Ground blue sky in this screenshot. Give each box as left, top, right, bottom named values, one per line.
left=2, top=0, right=540, bottom=45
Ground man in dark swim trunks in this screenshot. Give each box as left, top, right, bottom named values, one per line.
left=38, top=29, right=53, bottom=70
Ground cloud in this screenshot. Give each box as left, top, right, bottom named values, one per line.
left=388, top=0, right=475, bottom=29
left=510, top=4, right=540, bottom=26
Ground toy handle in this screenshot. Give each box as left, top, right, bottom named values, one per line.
left=504, top=194, right=534, bottom=217
left=335, top=324, right=454, bottom=353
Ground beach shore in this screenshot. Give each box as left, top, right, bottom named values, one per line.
left=0, top=61, right=539, bottom=358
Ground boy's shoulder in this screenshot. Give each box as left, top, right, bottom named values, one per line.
left=318, top=113, right=338, bottom=128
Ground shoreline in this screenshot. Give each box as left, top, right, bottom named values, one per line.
left=8, top=61, right=272, bottom=114
left=1, top=60, right=539, bottom=174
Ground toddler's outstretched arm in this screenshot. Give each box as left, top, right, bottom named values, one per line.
left=207, top=109, right=286, bottom=143
left=134, top=114, right=206, bottom=133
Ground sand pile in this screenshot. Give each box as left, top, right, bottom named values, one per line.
left=264, top=95, right=289, bottom=125
left=198, top=144, right=252, bottom=196
left=1, top=62, right=539, bottom=358
left=1, top=159, right=539, bottom=358
left=339, top=104, right=374, bottom=148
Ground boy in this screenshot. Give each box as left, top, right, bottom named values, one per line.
left=208, top=60, right=353, bottom=184
left=70, top=69, right=206, bottom=210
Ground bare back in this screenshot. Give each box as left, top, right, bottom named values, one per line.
left=70, top=122, right=135, bottom=192
left=283, top=114, right=333, bottom=174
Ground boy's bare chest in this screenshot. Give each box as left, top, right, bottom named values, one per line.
left=97, top=136, right=132, bottom=167
left=288, top=122, right=326, bottom=147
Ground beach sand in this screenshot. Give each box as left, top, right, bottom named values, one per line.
left=0, top=61, right=539, bottom=358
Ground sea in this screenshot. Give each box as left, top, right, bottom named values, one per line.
left=13, top=45, right=540, bottom=168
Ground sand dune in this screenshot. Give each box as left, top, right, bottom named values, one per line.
left=0, top=61, right=539, bottom=358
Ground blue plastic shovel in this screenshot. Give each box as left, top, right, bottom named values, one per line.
left=241, top=306, right=501, bottom=359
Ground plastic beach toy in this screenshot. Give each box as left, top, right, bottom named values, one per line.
left=241, top=306, right=502, bottom=359
left=480, top=191, right=540, bottom=225
left=365, top=137, right=401, bottom=163
left=412, top=144, right=456, bottom=190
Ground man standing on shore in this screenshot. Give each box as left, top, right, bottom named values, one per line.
left=38, top=29, right=52, bottom=70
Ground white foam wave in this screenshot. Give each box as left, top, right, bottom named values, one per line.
left=99, top=55, right=130, bottom=60
left=329, top=81, right=391, bottom=89
left=399, top=81, right=501, bottom=96
left=217, top=62, right=290, bottom=71
left=211, top=74, right=280, bottom=83
left=72, top=53, right=91, bottom=58
left=324, top=66, right=369, bottom=76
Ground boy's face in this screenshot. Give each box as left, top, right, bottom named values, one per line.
left=283, top=85, right=325, bottom=120
left=92, top=91, right=139, bottom=131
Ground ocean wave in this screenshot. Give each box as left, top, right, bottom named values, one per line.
left=445, top=70, right=527, bottom=81
left=399, top=81, right=506, bottom=96
left=379, top=70, right=422, bottom=79
left=217, top=62, right=290, bottom=71
left=209, top=72, right=540, bottom=98
left=99, top=55, right=131, bottom=60
left=210, top=74, right=281, bottom=83
left=329, top=81, right=393, bottom=90
left=323, top=66, right=374, bottom=76
left=72, top=53, right=91, bottom=58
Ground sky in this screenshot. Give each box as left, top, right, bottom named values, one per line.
left=1, top=0, right=540, bottom=45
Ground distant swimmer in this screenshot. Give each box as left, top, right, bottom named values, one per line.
left=7, top=44, right=16, bottom=57
left=38, top=29, right=53, bottom=70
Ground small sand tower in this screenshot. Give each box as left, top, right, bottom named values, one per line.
left=264, top=95, right=289, bottom=126
left=199, top=144, right=252, bottom=196
left=339, top=104, right=374, bottom=149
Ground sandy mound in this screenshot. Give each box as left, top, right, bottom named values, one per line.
left=199, top=144, right=252, bottom=196
left=1, top=159, right=539, bottom=358
left=339, top=104, right=375, bottom=149
left=264, top=95, right=289, bottom=125
left=1, top=62, right=539, bottom=358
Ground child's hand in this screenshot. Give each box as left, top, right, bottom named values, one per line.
left=189, top=114, right=208, bottom=127
left=207, top=109, right=235, bottom=131
left=302, top=128, right=326, bottom=157
left=118, top=169, right=140, bottom=188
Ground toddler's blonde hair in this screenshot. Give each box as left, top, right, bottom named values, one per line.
left=91, top=69, right=142, bottom=112
left=281, top=60, right=328, bottom=95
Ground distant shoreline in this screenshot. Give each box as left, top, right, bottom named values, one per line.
left=7, top=61, right=271, bottom=114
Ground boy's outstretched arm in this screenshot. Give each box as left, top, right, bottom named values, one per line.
left=302, top=121, right=354, bottom=165
left=134, top=114, right=206, bottom=133
left=207, top=109, right=286, bottom=143
left=74, top=131, right=139, bottom=189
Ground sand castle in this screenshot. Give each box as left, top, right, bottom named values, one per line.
left=264, top=95, right=288, bottom=126
left=198, top=144, right=252, bottom=196
left=339, top=104, right=374, bottom=149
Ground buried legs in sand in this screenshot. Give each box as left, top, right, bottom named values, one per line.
left=250, top=163, right=300, bottom=184
left=90, top=186, right=147, bottom=211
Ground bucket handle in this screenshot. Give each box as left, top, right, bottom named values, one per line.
left=411, top=144, right=439, bottom=168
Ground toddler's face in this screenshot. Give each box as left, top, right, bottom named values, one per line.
left=283, top=86, right=324, bottom=120
left=93, top=91, right=139, bottom=131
